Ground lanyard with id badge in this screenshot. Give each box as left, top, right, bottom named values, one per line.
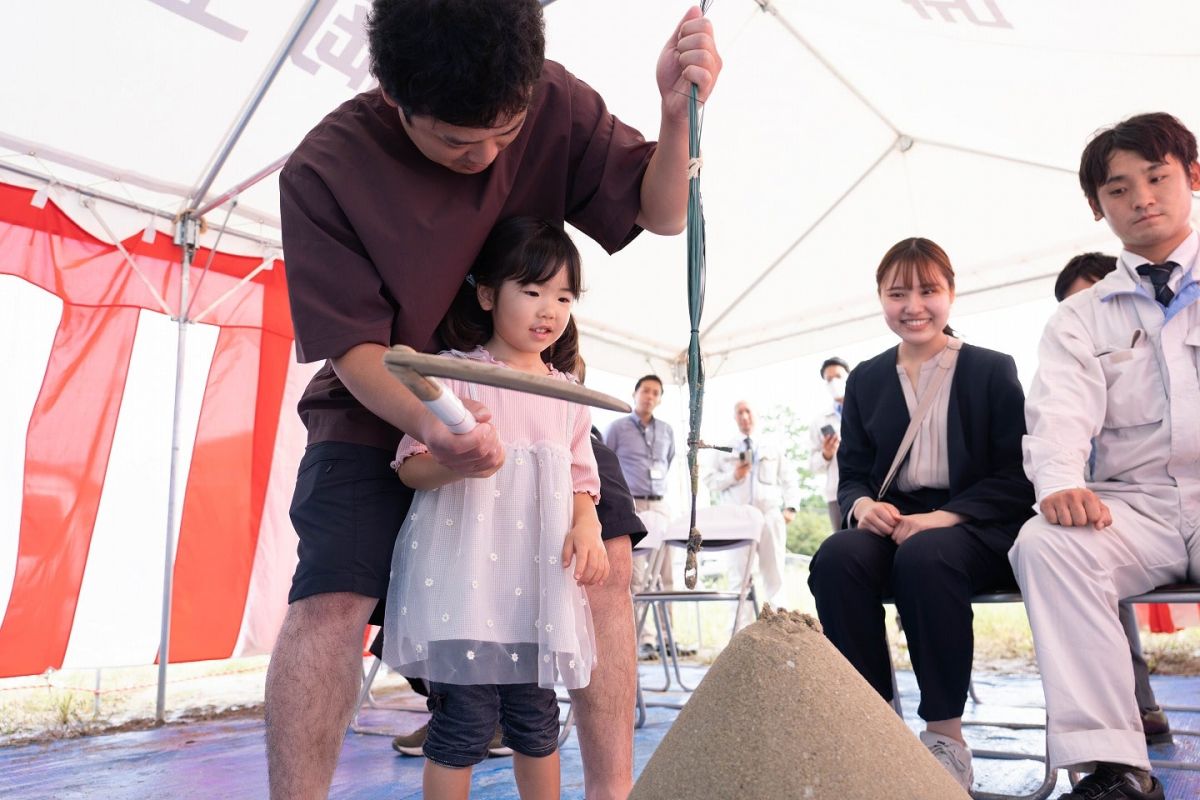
left=640, top=419, right=666, bottom=482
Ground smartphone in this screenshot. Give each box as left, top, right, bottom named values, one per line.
left=820, top=424, right=836, bottom=437
left=738, top=451, right=747, bottom=463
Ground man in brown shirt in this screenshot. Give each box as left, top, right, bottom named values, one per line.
left=267, top=2, right=722, bottom=798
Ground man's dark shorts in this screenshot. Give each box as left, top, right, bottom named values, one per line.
left=424, top=681, right=559, bottom=767
left=288, top=436, right=647, bottom=623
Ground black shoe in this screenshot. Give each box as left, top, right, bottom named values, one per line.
left=1058, top=764, right=1164, bottom=799
left=638, top=642, right=660, bottom=661
left=1141, top=707, right=1172, bottom=745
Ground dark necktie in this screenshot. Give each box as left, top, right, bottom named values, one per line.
left=743, top=436, right=752, bottom=456
left=1136, top=262, right=1178, bottom=307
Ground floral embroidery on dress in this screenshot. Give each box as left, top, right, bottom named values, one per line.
left=382, top=345, right=596, bottom=691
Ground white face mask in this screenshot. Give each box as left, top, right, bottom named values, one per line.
left=826, top=377, right=847, bottom=401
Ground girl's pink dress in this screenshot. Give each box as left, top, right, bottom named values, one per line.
left=383, top=348, right=600, bottom=690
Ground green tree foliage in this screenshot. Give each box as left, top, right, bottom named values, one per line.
left=761, top=405, right=835, bottom=555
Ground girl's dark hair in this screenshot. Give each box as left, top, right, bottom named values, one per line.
left=1079, top=112, right=1198, bottom=210
left=438, top=217, right=583, bottom=374
left=367, top=0, right=544, bottom=128
left=875, top=237, right=957, bottom=337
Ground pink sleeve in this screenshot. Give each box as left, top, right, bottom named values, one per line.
left=390, top=434, right=429, bottom=471
left=570, top=405, right=601, bottom=502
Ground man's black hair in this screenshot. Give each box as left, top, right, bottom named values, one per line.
left=819, top=357, right=849, bottom=378
left=367, top=0, right=545, bottom=127
left=634, top=374, right=664, bottom=392
left=1079, top=112, right=1198, bottom=211
left=1054, top=252, right=1118, bottom=302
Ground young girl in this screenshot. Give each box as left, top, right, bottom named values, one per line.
left=383, top=216, right=609, bottom=800
left=806, top=237, right=1034, bottom=792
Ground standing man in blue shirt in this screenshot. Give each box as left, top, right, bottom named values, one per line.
left=606, top=375, right=676, bottom=656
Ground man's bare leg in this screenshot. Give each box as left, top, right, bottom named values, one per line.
left=568, top=538, right=636, bottom=800
left=265, top=592, right=378, bottom=800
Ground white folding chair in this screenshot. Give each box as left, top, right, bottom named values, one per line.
left=634, top=504, right=764, bottom=693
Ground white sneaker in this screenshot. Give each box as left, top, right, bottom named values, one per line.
left=919, top=730, right=973, bottom=792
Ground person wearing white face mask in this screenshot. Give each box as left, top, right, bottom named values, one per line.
left=810, top=357, right=850, bottom=530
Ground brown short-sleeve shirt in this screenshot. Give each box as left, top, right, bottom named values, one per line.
left=280, top=61, right=655, bottom=449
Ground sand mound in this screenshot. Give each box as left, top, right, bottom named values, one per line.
left=630, top=606, right=970, bottom=800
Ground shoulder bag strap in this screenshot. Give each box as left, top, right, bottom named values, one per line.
left=876, top=337, right=962, bottom=501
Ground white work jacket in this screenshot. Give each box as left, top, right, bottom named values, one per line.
left=1024, top=231, right=1200, bottom=536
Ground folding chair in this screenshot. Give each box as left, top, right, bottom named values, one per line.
left=885, top=584, right=1200, bottom=800
left=634, top=504, right=764, bottom=693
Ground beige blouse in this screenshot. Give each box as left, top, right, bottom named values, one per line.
left=894, top=348, right=957, bottom=492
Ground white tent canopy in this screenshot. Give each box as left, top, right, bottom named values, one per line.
left=3, top=0, right=1200, bottom=692
left=5, top=0, right=1198, bottom=378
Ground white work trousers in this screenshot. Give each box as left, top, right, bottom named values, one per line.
left=1009, top=493, right=1198, bottom=772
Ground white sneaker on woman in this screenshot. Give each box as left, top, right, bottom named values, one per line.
left=919, top=730, right=974, bottom=792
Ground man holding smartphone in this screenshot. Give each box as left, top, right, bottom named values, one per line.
left=810, top=357, right=849, bottom=530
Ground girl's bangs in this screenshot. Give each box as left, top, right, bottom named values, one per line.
left=513, top=240, right=582, bottom=295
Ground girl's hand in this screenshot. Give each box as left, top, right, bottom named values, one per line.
left=856, top=499, right=901, bottom=537
left=562, top=499, right=608, bottom=586
left=890, top=509, right=966, bottom=545
left=396, top=453, right=460, bottom=491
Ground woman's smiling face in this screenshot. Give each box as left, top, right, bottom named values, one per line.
left=879, top=261, right=954, bottom=350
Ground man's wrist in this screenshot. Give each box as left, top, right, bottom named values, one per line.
left=1036, top=484, right=1086, bottom=504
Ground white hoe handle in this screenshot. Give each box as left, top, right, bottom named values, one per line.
left=423, top=385, right=476, bottom=434
left=388, top=361, right=477, bottom=435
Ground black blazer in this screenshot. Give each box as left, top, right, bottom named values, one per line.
left=836, top=342, right=1034, bottom=556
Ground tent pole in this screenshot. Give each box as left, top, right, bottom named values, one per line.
left=698, top=136, right=898, bottom=342
left=156, top=214, right=197, bottom=723
left=186, top=0, right=322, bottom=210
left=194, top=153, right=290, bottom=219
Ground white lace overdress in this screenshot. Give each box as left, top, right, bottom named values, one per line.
left=382, top=350, right=598, bottom=690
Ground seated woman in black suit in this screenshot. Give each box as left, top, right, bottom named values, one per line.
left=807, top=237, right=1034, bottom=792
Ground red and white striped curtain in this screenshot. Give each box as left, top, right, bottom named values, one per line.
left=0, top=182, right=315, bottom=678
